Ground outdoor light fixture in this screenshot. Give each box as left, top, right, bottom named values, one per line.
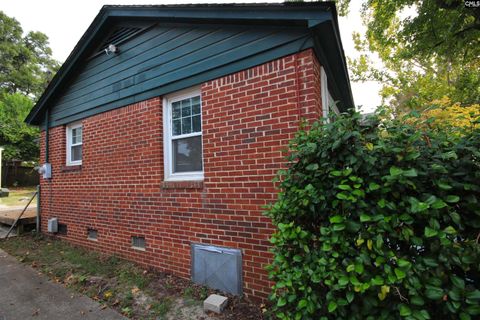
left=104, top=44, right=118, bottom=55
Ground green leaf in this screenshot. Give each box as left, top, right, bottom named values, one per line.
left=446, top=195, right=460, bottom=203
left=355, top=263, right=364, bottom=274
left=394, top=268, right=406, bottom=280
left=338, top=184, right=352, bottom=190
left=298, top=299, right=308, bottom=309
left=444, top=226, right=457, bottom=235
left=403, top=168, right=417, bottom=177
left=437, top=181, right=453, bottom=190
left=346, top=291, right=354, bottom=303
left=329, top=215, right=344, bottom=224
left=424, top=227, right=438, bottom=238
left=459, top=313, right=471, bottom=320
left=410, top=296, right=425, bottom=306
left=390, top=166, right=403, bottom=176
left=450, top=212, right=461, bottom=225
left=368, top=182, right=380, bottom=191
left=277, top=297, right=287, bottom=307
left=466, top=290, right=480, bottom=300
left=328, top=301, right=337, bottom=313
left=371, top=276, right=384, bottom=286
left=399, top=304, right=412, bottom=317
left=425, top=286, right=444, bottom=300
left=360, top=214, right=372, bottom=222
left=338, top=276, right=349, bottom=286
left=336, top=192, right=349, bottom=200
left=448, top=289, right=462, bottom=301
left=306, top=163, right=319, bottom=171
left=397, top=259, right=411, bottom=268
left=378, top=199, right=386, bottom=208
left=432, top=199, right=447, bottom=209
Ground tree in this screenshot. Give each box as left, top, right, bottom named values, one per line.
left=341, top=0, right=480, bottom=110
left=421, top=96, right=480, bottom=131
left=0, top=11, right=59, bottom=97
left=0, top=11, right=59, bottom=162
left=0, top=92, right=39, bottom=161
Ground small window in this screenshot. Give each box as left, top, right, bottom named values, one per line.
left=87, top=228, right=98, bottom=241
left=131, top=236, right=146, bottom=250
left=66, top=122, right=83, bottom=166
left=321, top=67, right=330, bottom=119
left=163, top=87, right=203, bottom=181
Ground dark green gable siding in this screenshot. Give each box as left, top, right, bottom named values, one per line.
left=47, top=23, right=312, bottom=127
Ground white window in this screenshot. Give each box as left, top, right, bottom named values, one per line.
left=321, top=67, right=340, bottom=119
left=66, top=122, right=82, bottom=166
left=163, top=87, right=203, bottom=181
left=321, top=67, right=330, bottom=119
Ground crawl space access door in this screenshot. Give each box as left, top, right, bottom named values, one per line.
left=191, top=244, right=242, bottom=295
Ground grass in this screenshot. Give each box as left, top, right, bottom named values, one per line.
left=0, top=187, right=37, bottom=207
left=0, top=234, right=208, bottom=319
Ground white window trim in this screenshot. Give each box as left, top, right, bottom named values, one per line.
left=321, top=67, right=340, bottom=119
left=321, top=67, right=330, bottom=119
left=163, top=86, right=204, bottom=181
left=66, top=122, right=83, bottom=166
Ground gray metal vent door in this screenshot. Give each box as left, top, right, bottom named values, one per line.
left=191, top=244, right=242, bottom=295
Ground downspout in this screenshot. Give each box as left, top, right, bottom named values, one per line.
left=36, top=185, right=40, bottom=233
left=45, top=108, right=49, bottom=163
left=38, top=108, right=50, bottom=234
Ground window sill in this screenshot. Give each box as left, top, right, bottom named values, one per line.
left=162, top=180, right=204, bottom=189
left=132, top=246, right=146, bottom=252
left=62, top=165, right=82, bottom=172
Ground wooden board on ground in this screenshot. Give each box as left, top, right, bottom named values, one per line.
left=0, top=208, right=36, bottom=226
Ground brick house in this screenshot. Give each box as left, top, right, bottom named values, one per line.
left=25, top=3, right=353, bottom=300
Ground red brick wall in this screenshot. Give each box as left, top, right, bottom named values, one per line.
left=39, top=49, right=322, bottom=300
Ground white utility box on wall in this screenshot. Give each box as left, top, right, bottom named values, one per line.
left=48, top=218, right=58, bottom=233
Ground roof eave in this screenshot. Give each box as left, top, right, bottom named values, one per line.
left=26, top=2, right=353, bottom=125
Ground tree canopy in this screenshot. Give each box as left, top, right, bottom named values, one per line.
left=0, top=92, right=39, bottom=161
left=338, top=0, right=479, bottom=110
left=0, top=11, right=59, bottom=162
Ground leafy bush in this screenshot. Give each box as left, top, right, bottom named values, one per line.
left=266, top=111, right=480, bottom=319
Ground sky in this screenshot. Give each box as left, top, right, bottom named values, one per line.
left=0, top=0, right=382, bottom=113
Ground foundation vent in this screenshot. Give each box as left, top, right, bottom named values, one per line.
left=132, top=236, right=146, bottom=250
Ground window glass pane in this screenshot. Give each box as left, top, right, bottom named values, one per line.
left=172, top=102, right=181, bottom=119
left=191, top=96, right=200, bottom=107
left=172, top=119, right=181, bottom=136
left=71, top=127, right=82, bottom=144
left=192, top=115, right=201, bottom=132
left=181, top=101, right=191, bottom=117
left=71, top=145, right=82, bottom=162
left=181, top=117, right=192, bottom=135
left=173, top=136, right=202, bottom=173
left=192, top=103, right=200, bottom=115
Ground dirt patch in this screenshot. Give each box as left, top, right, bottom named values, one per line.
left=0, top=235, right=266, bottom=319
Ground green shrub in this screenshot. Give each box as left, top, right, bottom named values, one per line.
left=266, top=111, right=480, bottom=319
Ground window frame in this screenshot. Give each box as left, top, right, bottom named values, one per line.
left=163, top=87, right=204, bottom=181
left=321, top=67, right=340, bottom=120
left=321, top=67, right=330, bottom=119
left=66, top=122, right=83, bottom=166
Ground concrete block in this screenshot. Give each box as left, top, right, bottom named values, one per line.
left=204, top=294, right=228, bottom=314
left=0, top=188, right=9, bottom=197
